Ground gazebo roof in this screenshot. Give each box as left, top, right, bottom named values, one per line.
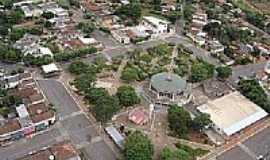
left=150, top=72, right=187, bottom=93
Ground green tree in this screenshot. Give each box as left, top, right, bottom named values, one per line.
left=68, top=61, right=88, bottom=75
left=42, top=11, right=55, bottom=19
left=115, top=0, right=142, bottom=24
left=85, top=88, right=109, bottom=105
left=191, top=113, right=211, bottom=131
left=116, top=85, right=140, bottom=107
left=121, top=67, right=140, bottom=82
left=168, top=105, right=192, bottom=138
left=216, top=66, right=232, bottom=79
left=160, top=147, right=191, bottom=160
left=190, top=61, right=214, bottom=82
left=7, top=9, right=24, bottom=24
left=153, top=0, right=162, bottom=11
left=73, top=73, right=96, bottom=94
left=124, top=130, right=153, bottom=160
left=0, top=43, right=21, bottom=62
left=9, top=28, right=26, bottom=41
left=238, top=79, right=270, bottom=113
left=76, top=22, right=95, bottom=34
left=92, top=95, right=120, bottom=123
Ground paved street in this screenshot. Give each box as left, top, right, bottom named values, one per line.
left=229, top=61, right=267, bottom=83
left=38, top=79, right=118, bottom=160
left=217, top=127, right=270, bottom=160
left=0, top=79, right=118, bottom=160
left=91, top=30, right=120, bottom=49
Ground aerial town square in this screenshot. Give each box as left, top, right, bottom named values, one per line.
left=0, top=0, right=270, bottom=159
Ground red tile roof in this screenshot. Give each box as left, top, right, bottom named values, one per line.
left=0, top=119, right=21, bottom=135
left=50, top=142, right=78, bottom=160
left=31, top=110, right=54, bottom=123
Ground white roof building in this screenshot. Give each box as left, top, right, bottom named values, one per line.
left=39, top=47, right=53, bottom=57
left=141, top=16, right=171, bottom=37
left=16, top=104, right=29, bottom=118
left=41, top=63, right=60, bottom=74
left=197, top=92, right=268, bottom=136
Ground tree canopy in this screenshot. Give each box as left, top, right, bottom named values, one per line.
left=190, top=61, right=214, bottom=82
left=92, top=94, right=120, bottom=123
left=191, top=113, right=211, bottom=132
left=216, top=66, right=232, bottom=79
left=115, top=0, right=142, bottom=24
left=68, top=61, right=89, bottom=75
left=168, top=105, right=192, bottom=138
left=160, top=147, right=191, bottom=160
left=116, top=85, right=140, bottom=107
left=238, top=79, right=270, bottom=113
left=124, top=130, right=153, bottom=160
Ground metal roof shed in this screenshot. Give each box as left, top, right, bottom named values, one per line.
left=105, top=126, right=124, bottom=149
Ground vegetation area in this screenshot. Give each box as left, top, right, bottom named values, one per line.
left=0, top=88, right=22, bottom=117
left=238, top=79, right=270, bottom=113
left=121, top=44, right=218, bottom=83
left=69, top=60, right=140, bottom=123
left=230, top=0, right=268, bottom=32
left=160, top=143, right=209, bottom=160
left=121, top=44, right=172, bottom=82
left=124, top=130, right=154, bottom=160
left=115, top=0, right=142, bottom=25
left=168, top=105, right=211, bottom=138
left=76, top=22, right=96, bottom=34
left=216, top=66, right=233, bottom=79
left=54, top=47, right=97, bottom=62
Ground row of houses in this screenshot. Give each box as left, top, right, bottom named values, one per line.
left=17, top=1, right=70, bottom=28
left=111, top=16, right=173, bottom=44
left=13, top=34, right=53, bottom=58
left=0, top=72, right=56, bottom=145
left=54, top=27, right=103, bottom=51
left=16, top=141, right=81, bottom=160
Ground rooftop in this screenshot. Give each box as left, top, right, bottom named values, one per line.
left=31, top=110, right=54, bottom=123
left=41, top=63, right=60, bottom=74
left=50, top=142, right=79, bottom=160
left=16, top=104, right=29, bottom=118
left=0, top=119, right=21, bottom=135
left=27, top=103, right=48, bottom=115
left=150, top=72, right=187, bottom=93
left=16, top=142, right=79, bottom=160
left=143, top=16, right=170, bottom=27
left=198, top=92, right=268, bottom=136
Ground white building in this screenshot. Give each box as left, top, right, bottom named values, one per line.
left=208, top=40, right=225, bottom=55
left=21, top=5, right=43, bottom=17
left=141, top=16, right=171, bottom=37
left=197, top=92, right=268, bottom=136
left=41, top=63, right=61, bottom=77
left=111, top=29, right=131, bottom=44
